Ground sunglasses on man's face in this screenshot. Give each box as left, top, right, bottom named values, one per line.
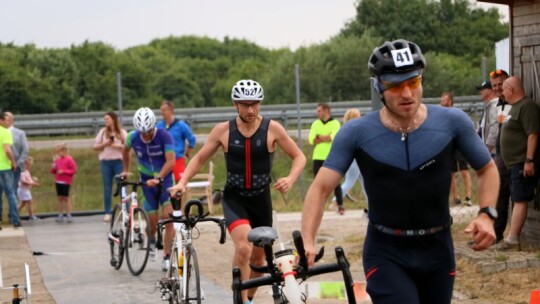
left=490, top=69, right=508, bottom=78
left=381, top=76, right=422, bottom=93
left=236, top=101, right=260, bottom=108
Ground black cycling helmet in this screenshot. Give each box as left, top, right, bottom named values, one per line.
left=368, top=39, right=426, bottom=77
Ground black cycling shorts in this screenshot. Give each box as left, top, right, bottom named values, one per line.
left=222, top=187, right=272, bottom=232
left=55, top=183, right=71, bottom=197
left=363, top=226, right=455, bottom=304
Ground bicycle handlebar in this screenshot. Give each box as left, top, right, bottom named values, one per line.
left=239, top=246, right=348, bottom=290
left=113, top=175, right=151, bottom=197
left=157, top=199, right=227, bottom=245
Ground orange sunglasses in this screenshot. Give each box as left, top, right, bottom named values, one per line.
left=489, top=69, right=508, bottom=78
left=381, top=76, right=423, bottom=93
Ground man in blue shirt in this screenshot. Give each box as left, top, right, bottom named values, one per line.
left=301, top=39, right=499, bottom=304
left=122, top=107, right=176, bottom=271
left=157, top=100, right=196, bottom=183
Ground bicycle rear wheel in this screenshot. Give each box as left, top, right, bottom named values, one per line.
left=125, top=207, right=150, bottom=276
left=184, top=245, right=201, bottom=304
left=108, top=204, right=124, bottom=270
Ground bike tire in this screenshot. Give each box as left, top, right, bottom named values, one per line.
left=125, top=207, right=150, bottom=276
left=109, top=204, right=124, bottom=270
left=184, top=245, right=201, bottom=304
left=169, top=245, right=182, bottom=304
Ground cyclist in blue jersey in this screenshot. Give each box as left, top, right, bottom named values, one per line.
left=169, top=80, right=306, bottom=304
left=121, top=107, right=176, bottom=271
left=301, top=40, right=500, bottom=304
left=157, top=100, right=196, bottom=183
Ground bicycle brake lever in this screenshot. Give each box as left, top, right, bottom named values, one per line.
left=314, top=246, right=325, bottom=263
left=156, top=222, right=164, bottom=250
left=249, top=264, right=271, bottom=273
left=219, top=218, right=227, bottom=244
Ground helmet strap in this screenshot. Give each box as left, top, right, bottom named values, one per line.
left=371, top=77, right=387, bottom=105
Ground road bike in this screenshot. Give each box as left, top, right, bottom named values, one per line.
left=156, top=198, right=227, bottom=303
left=108, top=176, right=151, bottom=276
left=232, top=227, right=357, bottom=304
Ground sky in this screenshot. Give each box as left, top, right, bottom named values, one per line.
left=0, top=0, right=509, bottom=51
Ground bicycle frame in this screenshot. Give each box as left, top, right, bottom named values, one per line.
left=108, top=177, right=151, bottom=276
left=232, top=228, right=357, bottom=304
left=157, top=199, right=227, bottom=303
left=109, top=184, right=139, bottom=247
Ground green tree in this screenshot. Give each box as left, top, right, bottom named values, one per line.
left=69, top=41, right=118, bottom=111
left=342, top=0, right=508, bottom=57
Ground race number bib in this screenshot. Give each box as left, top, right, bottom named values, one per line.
left=391, top=48, right=414, bottom=67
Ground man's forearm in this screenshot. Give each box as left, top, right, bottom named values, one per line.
left=475, top=160, right=499, bottom=208
left=287, top=155, right=306, bottom=183
left=526, top=133, right=538, bottom=159
left=122, top=149, right=130, bottom=172
left=301, top=186, right=327, bottom=246
left=159, top=160, right=175, bottom=179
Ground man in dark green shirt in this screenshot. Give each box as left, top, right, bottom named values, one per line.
left=498, top=76, right=540, bottom=250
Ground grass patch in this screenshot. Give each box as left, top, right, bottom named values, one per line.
left=4, top=138, right=369, bottom=222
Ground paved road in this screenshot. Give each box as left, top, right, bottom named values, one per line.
left=23, top=214, right=231, bottom=304
left=22, top=207, right=482, bottom=304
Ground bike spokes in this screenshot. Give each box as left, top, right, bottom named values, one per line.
left=125, top=207, right=150, bottom=276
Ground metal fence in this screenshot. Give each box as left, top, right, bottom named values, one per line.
left=15, top=96, right=484, bottom=136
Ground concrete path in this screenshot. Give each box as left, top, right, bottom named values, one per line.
left=21, top=207, right=485, bottom=304
left=23, top=214, right=230, bottom=304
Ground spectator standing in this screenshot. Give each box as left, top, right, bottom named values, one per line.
left=490, top=69, right=512, bottom=243
left=301, top=39, right=498, bottom=304
left=476, top=81, right=499, bottom=154
left=17, top=157, right=40, bottom=220
left=497, top=76, right=540, bottom=250
left=0, top=112, right=20, bottom=228
left=440, top=92, right=473, bottom=206
left=330, top=109, right=368, bottom=207
left=157, top=100, right=196, bottom=183
left=93, top=112, right=127, bottom=222
left=51, top=143, right=77, bottom=223
left=0, top=111, right=28, bottom=223
left=309, top=103, right=344, bottom=214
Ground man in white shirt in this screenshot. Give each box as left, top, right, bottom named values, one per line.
left=476, top=81, right=498, bottom=154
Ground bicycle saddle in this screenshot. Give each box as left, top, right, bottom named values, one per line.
left=248, top=226, right=278, bottom=247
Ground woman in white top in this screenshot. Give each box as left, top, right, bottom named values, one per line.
left=93, top=112, right=127, bottom=222
left=330, top=109, right=368, bottom=210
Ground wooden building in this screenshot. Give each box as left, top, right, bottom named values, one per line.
left=481, top=0, right=540, bottom=246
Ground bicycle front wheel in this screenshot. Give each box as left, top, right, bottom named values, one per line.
left=125, top=207, right=150, bottom=276
left=184, top=245, right=201, bottom=304
left=109, top=204, right=124, bottom=270
left=168, top=245, right=182, bottom=304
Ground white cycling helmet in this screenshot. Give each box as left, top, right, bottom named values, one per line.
left=133, top=107, right=156, bottom=132
left=231, top=79, right=264, bottom=102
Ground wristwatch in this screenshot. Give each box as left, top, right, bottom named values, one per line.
left=525, top=157, right=534, bottom=163
left=157, top=176, right=164, bottom=184
left=478, top=207, right=498, bottom=220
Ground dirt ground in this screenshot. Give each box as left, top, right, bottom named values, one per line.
left=0, top=230, right=54, bottom=303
